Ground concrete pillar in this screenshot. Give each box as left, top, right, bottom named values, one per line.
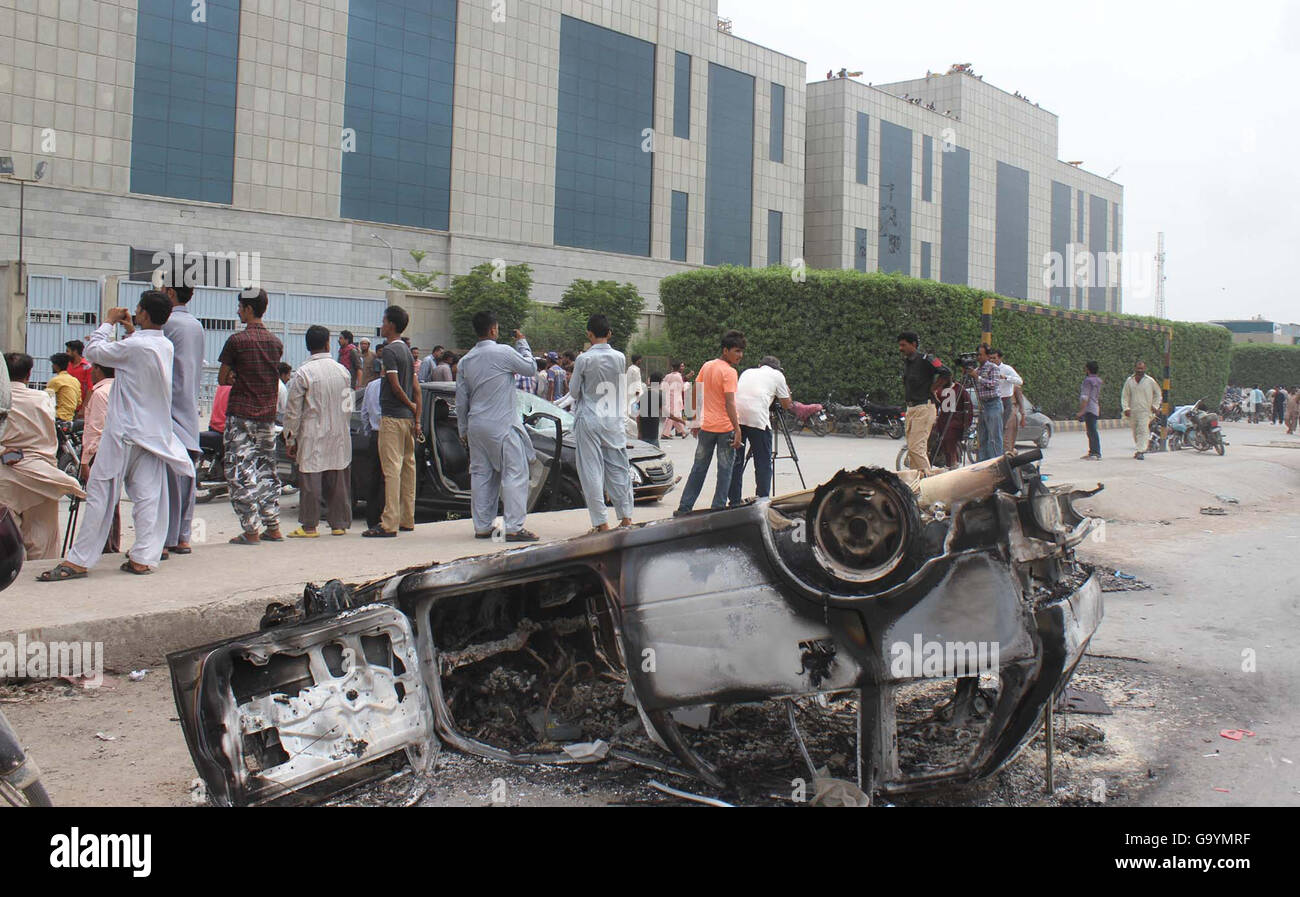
left=0, top=261, right=28, bottom=354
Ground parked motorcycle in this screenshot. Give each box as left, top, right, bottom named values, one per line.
left=55, top=419, right=82, bottom=482
left=786, top=400, right=828, bottom=437
left=194, top=430, right=229, bottom=504
left=857, top=393, right=906, bottom=440
left=1186, top=401, right=1227, bottom=455
left=824, top=393, right=870, bottom=438
left=0, top=507, right=51, bottom=806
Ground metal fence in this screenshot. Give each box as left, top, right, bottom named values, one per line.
left=116, top=281, right=388, bottom=409
left=24, top=274, right=102, bottom=385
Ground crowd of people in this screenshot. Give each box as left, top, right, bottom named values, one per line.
left=11, top=293, right=1287, bottom=581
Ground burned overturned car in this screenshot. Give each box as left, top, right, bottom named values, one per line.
left=168, top=449, right=1104, bottom=806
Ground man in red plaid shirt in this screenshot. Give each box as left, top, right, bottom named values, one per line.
left=218, top=289, right=285, bottom=545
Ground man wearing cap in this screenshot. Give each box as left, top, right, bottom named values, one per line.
left=543, top=352, right=568, bottom=402
left=728, top=355, right=793, bottom=506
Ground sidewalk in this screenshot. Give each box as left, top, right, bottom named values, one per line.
left=0, top=504, right=672, bottom=669
left=3, top=422, right=1296, bottom=670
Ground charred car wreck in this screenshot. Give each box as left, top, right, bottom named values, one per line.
left=169, top=449, right=1104, bottom=806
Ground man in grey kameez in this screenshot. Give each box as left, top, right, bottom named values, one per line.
left=456, top=311, right=540, bottom=542
left=163, top=285, right=205, bottom=553
left=570, top=313, right=633, bottom=532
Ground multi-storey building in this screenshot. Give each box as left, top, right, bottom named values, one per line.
left=805, top=67, right=1123, bottom=311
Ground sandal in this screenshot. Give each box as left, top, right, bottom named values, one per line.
left=230, top=533, right=261, bottom=546
left=36, top=563, right=88, bottom=582
left=167, top=545, right=193, bottom=554
left=120, top=560, right=152, bottom=575
left=262, top=530, right=285, bottom=542
left=361, top=528, right=396, bottom=538
left=286, top=528, right=319, bottom=539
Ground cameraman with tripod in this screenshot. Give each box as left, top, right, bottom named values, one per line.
left=727, top=356, right=793, bottom=507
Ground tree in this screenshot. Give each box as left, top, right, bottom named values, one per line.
left=448, top=262, right=533, bottom=348
left=378, top=249, right=446, bottom=292
left=523, top=304, right=589, bottom=356
left=558, top=279, right=645, bottom=352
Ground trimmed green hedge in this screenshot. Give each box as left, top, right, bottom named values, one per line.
left=1228, top=342, right=1300, bottom=390
left=658, top=267, right=1232, bottom=419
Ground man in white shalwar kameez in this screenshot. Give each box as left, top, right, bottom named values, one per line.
left=162, top=284, right=205, bottom=554
left=456, top=311, right=540, bottom=542
left=1120, top=360, right=1163, bottom=462
left=570, top=314, right=633, bottom=532
left=38, top=292, right=195, bottom=579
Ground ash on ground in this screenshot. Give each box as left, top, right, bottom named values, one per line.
left=331, top=655, right=1157, bottom=807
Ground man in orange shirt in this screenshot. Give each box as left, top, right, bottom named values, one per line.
left=674, top=330, right=745, bottom=515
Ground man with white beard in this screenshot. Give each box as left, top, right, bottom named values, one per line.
left=37, top=291, right=195, bottom=580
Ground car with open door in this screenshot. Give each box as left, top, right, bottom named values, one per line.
left=349, top=382, right=677, bottom=520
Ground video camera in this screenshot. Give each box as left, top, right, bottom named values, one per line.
left=955, top=352, right=979, bottom=372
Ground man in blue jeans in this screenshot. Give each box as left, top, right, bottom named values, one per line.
left=728, top=355, right=793, bottom=506
left=1077, top=360, right=1103, bottom=460
left=975, top=344, right=1004, bottom=461
left=674, top=330, right=746, bottom=515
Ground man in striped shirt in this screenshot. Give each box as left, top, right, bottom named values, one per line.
left=974, top=344, right=1004, bottom=461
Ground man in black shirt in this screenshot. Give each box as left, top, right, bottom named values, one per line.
left=899, top=331, right=949, bottom=472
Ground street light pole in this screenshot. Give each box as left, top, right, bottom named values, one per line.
left=1, top=158, right=48, bottom=296
left=370, top=233, right=395, bottom=279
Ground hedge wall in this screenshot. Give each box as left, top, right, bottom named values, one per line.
left=658, top=267, right=1232, bottom=419
left=1228, top=343, right=1300, bottom=390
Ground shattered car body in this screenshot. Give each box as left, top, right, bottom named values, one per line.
left=169, top=449, right=1104, bottom=806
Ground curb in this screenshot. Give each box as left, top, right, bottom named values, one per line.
left=1051, top=418, right=1129, bottom=433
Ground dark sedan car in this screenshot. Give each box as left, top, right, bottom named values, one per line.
left=350, top=382, right=677, bottom=519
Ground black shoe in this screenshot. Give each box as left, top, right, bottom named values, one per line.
left=672, top=509, right=691, bottom=518
left=362, top=528, right=397, bottom=538
left=1134, top=452, right=1145, bottom=460
left=474, top=531, right=494, bottom=539
left=505, top=529, right=539, bottom=543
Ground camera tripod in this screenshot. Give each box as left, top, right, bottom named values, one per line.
left=742, top=403, right=806, bottom=492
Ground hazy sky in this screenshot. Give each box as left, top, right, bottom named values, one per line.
left=719, top=0, right=1299, bottom=324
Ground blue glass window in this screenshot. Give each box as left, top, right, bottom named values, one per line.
left=856, top=113, right=870, bottom=185
left=767, top=210, right=782, bottom=265
left=854, top=227, right=869, bottom=272
left=340, top=0, right=457, bottom=230
left=770, top=83, right=785, bottom=162
left=554, top=16, right=656, bottom=256
left=674, top=52, right=691, bottom=140
left=704, top=62, right=754, bottom=266
left=671, top=191, right=689, bottom=262
left=130, top=0, right=241, bottom=204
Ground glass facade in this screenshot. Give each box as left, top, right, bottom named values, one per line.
left=554, top=16, right=656, bottom=256
left=674, top=52, right=691, bottom=140
left=767, top=210, right=783, bottom=265
left=704, top=62, right=755, bottom=267
left=940, top=145, right=970, bottom=285
left=1089, top=194, right=1109, bottom=311
left=920, top=241, right=932, bottom=280
left=130, top=0, right=241, bottom=204
left=1050, top=181, right=1072, bottom=307
left=878, top=120, right=912, bottom=275
left=994, top=161, right=1030, bottom=299
left=340, top=0, right=457, bottom=230
left=671, top=191, right=689, bottom=262
left=854, top=227, right=869, bottom=273
left=921, top=135, right=933, bottom=202
left=855, top=113, right=870, bottom=185
left=770, top=83, right=785, bottom=162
